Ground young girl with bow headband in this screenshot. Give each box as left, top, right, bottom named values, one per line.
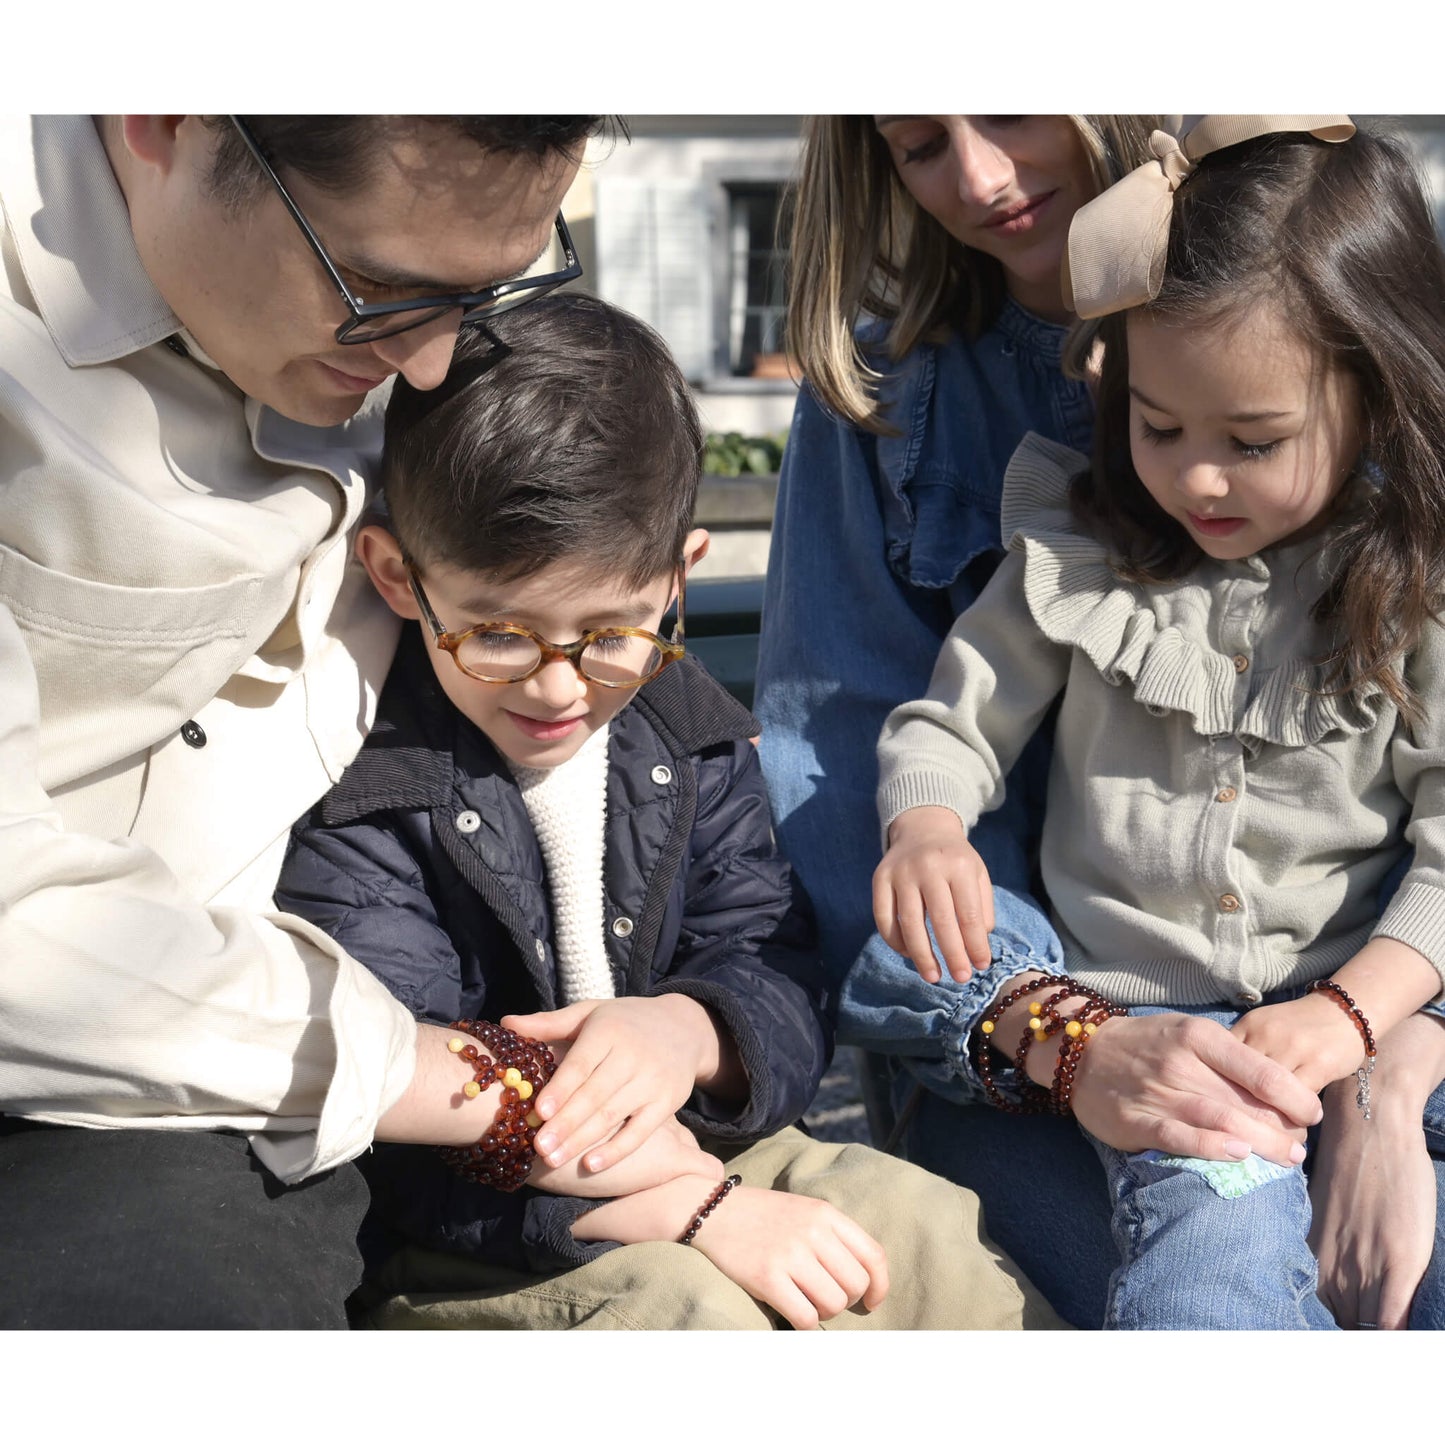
left=873, top=115, right=1445, bottom=1329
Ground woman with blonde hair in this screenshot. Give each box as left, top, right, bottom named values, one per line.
left=756, top=115, right=1171, bottom=1325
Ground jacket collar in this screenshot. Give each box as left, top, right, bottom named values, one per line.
left=320, top=625, right=759, bottom=827
left=0, top=115, right=182, bottom=366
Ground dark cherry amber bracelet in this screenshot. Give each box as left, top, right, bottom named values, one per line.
left=680, top=1174, right=743, bottom=1245
left=1307, top=979, right=1378, bottom=1120
left=435, top=1019, right=557, bottom=1192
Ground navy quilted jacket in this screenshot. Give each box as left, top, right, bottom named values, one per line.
left=276, top=629, right=828, bottom=1274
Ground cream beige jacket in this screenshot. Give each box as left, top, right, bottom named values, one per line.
left=878, top=433, right=1445, bottom=1010
left=0, top=115, right=417, bottom=1182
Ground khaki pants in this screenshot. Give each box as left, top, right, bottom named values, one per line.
left=359, top=1128, right=1064, bottom=1330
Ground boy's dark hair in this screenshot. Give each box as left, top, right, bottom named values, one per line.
left=1074, top=124, right=1445, bottom=725
left=381, top=292, right=702, bottom=590
left=202, top=116, right=620, bottom=208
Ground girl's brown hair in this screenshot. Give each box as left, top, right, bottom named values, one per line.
left=784, top=115, right=1163, bottom=432
left=1073, top=125, right=1445, bottom=725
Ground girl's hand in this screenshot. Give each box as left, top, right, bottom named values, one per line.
left=873, top=806, right=993, bottom=983
left=1066, top=1012, right=1321, bottom=1166
left=1308, top=1011, right=1445, bottom=1329
left=502, top=995, right=725, bottom=1173
left=530, top=1115, right=723, bottom=1199
left=1230, top=992, right=1370, bottom=1096
left=688, top=1186, right=890, bottom=1330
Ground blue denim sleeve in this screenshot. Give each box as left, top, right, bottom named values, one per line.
left=836, top=883, right=1065, bottom=1105
left=756, top=381, right=962, bottom=995
left=755, top=379, right=1065, bottom=1098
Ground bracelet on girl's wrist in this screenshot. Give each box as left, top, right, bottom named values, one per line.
left=1307, top=979, right=1378, bottom=1120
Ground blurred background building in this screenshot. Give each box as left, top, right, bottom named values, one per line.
left=551, top=114, right=1445, bottom=587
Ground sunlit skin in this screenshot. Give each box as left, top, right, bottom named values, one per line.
left=873, top=114, right=1097, bottom=322
left=100, top=116, right=580, bottom=425
left=357, top=525, right=710, bottom=770
left=1126, top=303, right=1363, bottom=560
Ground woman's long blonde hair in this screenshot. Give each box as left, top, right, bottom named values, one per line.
left=785, top=115, right=1164, bottom=432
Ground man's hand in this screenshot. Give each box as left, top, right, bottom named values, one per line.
left=529, top=1115, right=723, bottom=1199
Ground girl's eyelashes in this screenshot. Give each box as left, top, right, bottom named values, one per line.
left=1137, top=418, right=1180, bottom=444
left=1136, top=417, right=1284, bottom=461
left=1233, top=437, right=1283, bottom=460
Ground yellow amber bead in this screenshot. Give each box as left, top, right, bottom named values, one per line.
left=447, top=1037, right=466, bottom=1053
left=525, top=1110, right=544, bottom=1129
left=980, top=1020, right=995, bottom=1034
left=1065, top=1020, right=1082, bottom=1038
left=1029, top=1001, right=1043, bottom=1016
left=517, top=1080, right=533, bottom=1100
left=502, top=1067, right=522, bottom=1088
left=1029, top=1017, right=1043, bottom=1031
left=462, top=1080, right=481, bottom=1098
left=1084, top=1022, right=1098, bottom=1035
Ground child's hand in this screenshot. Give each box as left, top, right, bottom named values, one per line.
left=689, top=1186, right=889, bottom=1330
left=530, top=1115, right=723, bottom=1199
left=1230, top=992, right=1370, bottom=1097
left=502, top=995, right=723, bottom=1173
left=872, top=805, right=993, bottom=983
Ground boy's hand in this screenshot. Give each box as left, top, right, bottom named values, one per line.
left=688, top=1186, right=889, bottom=1330
left=872, top=805, right=993, bottom=983
left=530, top=1115, right=723, bottom=1199
left=503, top=995, right=722, bottom=1173
left=1231, top=992, right=1370, bottom=1097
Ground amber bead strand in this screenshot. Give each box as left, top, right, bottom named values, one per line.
left=1049, top=999, right=1128, bottom=1116
left=1307, top=979, right=1378, bottom=1120
left=436, top=1019, right=557, bottom=1192
left=977, top=976, right=1065, bottom=1114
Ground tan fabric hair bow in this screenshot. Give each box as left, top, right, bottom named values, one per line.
left=1062, top=114, right=1356, bottom=319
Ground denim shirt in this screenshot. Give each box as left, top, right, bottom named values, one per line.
left=754, top=298, right=1090, bottom=1104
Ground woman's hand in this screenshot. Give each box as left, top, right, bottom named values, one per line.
left=1065, top=1012, right=1321, bottom=1166
left=873, top=805, right=993, bottom=983
left=503, top=995, right=729, bottom=1173
left=1308, top=1011, right=1445, bottom=1329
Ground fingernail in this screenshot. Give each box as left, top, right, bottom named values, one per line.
left=536, top=1132, right=556, bottom=1154
left=547, top=1150, right=565, bottom=1167
left=584, top=1153, right=604, bottom=1172
left=1224, top=1139, right=1250, bottom=1160
left=1289, top=1141, right=1307, bottom=1165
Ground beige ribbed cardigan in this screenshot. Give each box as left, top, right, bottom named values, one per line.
left=878, top=433, right=1445, bottom=1008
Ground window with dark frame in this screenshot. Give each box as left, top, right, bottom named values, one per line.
left=724, top=182, right=789, bottom=378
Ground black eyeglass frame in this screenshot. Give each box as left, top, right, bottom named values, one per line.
left=228, top=115, right=583, bottom=345
left=406, top=563, right=688, bottom=689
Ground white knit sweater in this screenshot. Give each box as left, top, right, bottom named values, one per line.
left=512, top=723, right=617, bottom=1004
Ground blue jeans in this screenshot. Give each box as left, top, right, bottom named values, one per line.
left=1086, top=1000, right=1445, bottom=1330
left=869, top=991, right=1445, bottom=1329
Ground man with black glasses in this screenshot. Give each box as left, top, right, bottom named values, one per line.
left=0, top=114, right=676, bottom=1328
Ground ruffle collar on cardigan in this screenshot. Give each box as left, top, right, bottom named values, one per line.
left=1001, top=433, right=1391, bottom=751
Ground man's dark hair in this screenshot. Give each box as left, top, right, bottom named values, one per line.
left=202, top=116, right=617, bottom=208
left=381, top=292, right=702, bottom=590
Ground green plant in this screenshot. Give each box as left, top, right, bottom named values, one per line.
left=702, top=430, right=787, bottom=477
